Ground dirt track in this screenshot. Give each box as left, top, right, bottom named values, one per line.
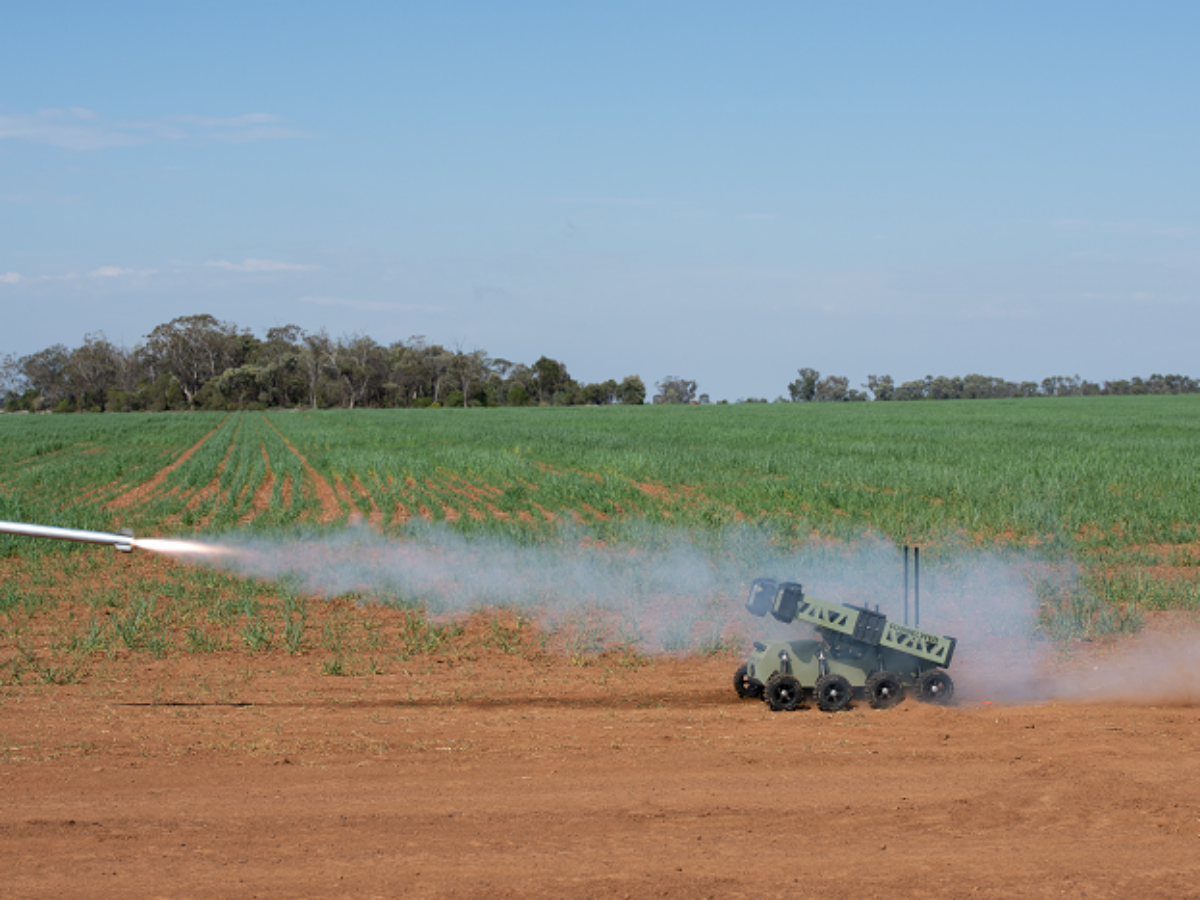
left=2, top=652, right=1199, bottom=899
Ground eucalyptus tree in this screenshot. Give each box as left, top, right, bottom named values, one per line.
left=141, top=314, right=242, bottom=409
left=299, top=328, right=336, bottom=409
left=617, top=374, right=646, bottom=405
left=788, top=368, right=819, bottom=402
left=332, top=333, right=388, bottom=409
left=652, top=376, right=697, bottom=405
left=449, top=343, right=490, bottom=409
left=18, top=345, right=71, bottom=410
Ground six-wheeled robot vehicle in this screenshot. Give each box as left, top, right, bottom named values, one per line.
left=735, top=576, right=957, bottom=712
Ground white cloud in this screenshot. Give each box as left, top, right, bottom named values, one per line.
left=5, top=259, right=308, bottom=284
left=207, top=258, right=319, bottom=273
left=89, top=266, right=155, bottom=278
left=0, top=107, right=310, bottom=152
left=300, top=295, right=432, bottom=313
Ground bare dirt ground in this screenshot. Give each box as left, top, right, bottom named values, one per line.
left=2, top=648, right=1199, bottom=899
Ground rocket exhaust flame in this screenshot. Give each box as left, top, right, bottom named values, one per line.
left=131, top=538, right=238, bottom=558
left=0, top=520, right=239, bottom=559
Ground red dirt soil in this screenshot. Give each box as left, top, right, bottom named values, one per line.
left=348, top=475, right=384, bottom=528
left=184, top=421, right=242, bottom=530
left=440, top=475, right=510, bottom=521
left=261, top=416, right=341, bottom=524
left=238, top=444, right=277, bottom=525
left=2, top=651, right=1199, bottom=898
left=106, top=416, right=228, bottom=512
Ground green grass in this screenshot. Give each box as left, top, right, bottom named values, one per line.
left=2, top=398, right=1199, bottom=646
left=4, top=398, right=1198, bottom=547
left=261, top=398, right=1200, bottom=548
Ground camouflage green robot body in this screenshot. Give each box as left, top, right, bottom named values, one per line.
left=736, top=578, right=957, bottom=712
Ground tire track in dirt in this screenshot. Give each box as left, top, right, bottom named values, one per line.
left=106, top=416, right=229, bottom=512
left=260, top=415, right=342, bottom=524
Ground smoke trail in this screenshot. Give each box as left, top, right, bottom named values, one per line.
left=151, top=522, right=787, bottom=652
left=143, top=523, right=1199, bottom=703
left=142, top=523, right=1035, bottom=658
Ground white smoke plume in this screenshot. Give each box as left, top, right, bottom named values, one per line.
left=146, top=522, right=1198, bottom=704
left=1043, top=630, right=1200, bottom=706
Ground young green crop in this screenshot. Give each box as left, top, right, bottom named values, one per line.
left=2, top=398, right=1199, bottom=622
left=262, top=398, right=1200, bottom=547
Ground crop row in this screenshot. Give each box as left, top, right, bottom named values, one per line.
left=3, top=400, right=1200, bottom=548
left=268, top=399, right=1200, bottom=550
left=2, top=399, right=1199, bottom=616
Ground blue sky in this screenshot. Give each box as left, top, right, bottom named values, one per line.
left=2, top=2, right=1197, bottom=399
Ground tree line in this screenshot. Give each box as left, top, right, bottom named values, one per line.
left=783, top=369, right=1200, bottom=402
left=4, top=315, right=1195, bottom=413
left=1, top=315, right=650, bottom=413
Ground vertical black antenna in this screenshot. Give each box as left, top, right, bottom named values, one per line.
left=903, top=545, right=909, bottom=625
left=914, top=546, right=921, bottom=628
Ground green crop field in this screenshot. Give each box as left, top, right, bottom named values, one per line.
left=1, top=397, right=1198, bottom=686
left=3, top=396, right=1199, bottom=547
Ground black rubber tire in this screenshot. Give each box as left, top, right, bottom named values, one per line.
left=917, top=670, right=954, bottom=705
left=734, top=664, right=764, bottom=700
left=764, top=673, right=803, bottom=711
left=813, top=673, right=853, bottom=712
left=865, top=671, right=905, bottom=710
